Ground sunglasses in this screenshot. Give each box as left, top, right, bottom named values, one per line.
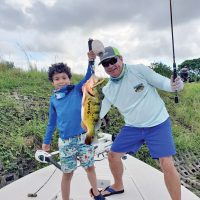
left=101, top=57, right=118, bottom=68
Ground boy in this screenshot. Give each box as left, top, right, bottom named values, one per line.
left=42, top=53, right=105, bottom=200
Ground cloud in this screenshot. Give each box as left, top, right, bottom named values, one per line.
left=23, top=0, right=200, bottom=32
left=0, top=0, right=200, bottom=73
left=0, top=0, right=30, bottom=30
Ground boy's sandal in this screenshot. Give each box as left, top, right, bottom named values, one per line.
left=90, top=188, right=106, bottom=200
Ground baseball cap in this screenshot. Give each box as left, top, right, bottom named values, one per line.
left=99, top=46, right=121, bottom=65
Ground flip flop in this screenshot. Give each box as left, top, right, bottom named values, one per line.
left=90, top=188, right=106, bottom=200
left=101, top=186, right=124, bottom=197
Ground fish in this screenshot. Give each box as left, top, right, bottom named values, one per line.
left=134, top=83, right=144, bottom=92
left=81, top=74, right=105, bottom=145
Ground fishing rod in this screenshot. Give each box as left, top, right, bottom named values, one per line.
left=31, top=135, right=112, bottom=197
left=169, top=0, right=179, bottom=103
left=35, top=133, right=113, bottom=168
left=88, top=38, right=95, bottom=74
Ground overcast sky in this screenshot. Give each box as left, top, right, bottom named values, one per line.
left=0, top=0, right=200, bottom=77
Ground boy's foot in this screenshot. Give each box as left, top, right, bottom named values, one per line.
left=90, top=188, right=106, bottom=200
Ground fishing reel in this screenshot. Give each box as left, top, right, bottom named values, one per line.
left=93, top=133, right=113, bottom=158
left=91, top=40, right=105, bottom=57
left=88, top=39, right=104, bottom=74
left=35, top=150, right=61, bottom=170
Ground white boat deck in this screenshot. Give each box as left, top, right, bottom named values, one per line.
left=0, top=155, right=199, bottom=200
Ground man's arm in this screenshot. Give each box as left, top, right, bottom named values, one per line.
left=140, top=65, right=184, bottom=92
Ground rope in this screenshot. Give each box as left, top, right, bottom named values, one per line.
left=27, top=167, right=57, bottom=198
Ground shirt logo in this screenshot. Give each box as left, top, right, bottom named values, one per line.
left=55, top=92, right=66, bottom=99
left=134, top=83, right=144, bottom=92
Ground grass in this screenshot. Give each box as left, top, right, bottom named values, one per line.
left=0, top=67, right=200, bottom=172
left=160, top=83, right=200, bottom=153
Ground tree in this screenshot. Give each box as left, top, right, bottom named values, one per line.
left=150, top=62, right=172, bottom=78
left=0, top=61, right=15, bottom=71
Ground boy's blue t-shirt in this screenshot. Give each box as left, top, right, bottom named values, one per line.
left=43, top=65, right=92, bottom=144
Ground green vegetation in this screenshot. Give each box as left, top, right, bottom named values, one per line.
left=178, top=58, right=200, bottom=73
left=0, top=62, right=200, bottom=195
left=0, top=64, right=85, bottom=173
left=0, top=63, right=200, bottom=167
left=151, top=60, right=200, bottom=82
left=150, top=62, right=172, bottom=78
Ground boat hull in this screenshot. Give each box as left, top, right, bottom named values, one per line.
left=0, top=155, right=199, bottom=200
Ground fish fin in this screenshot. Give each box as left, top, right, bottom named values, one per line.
left=93, top=78, right=105, bottom=87
left=95, top=119, right=101, bottom=131
left=81, top=122, right=87, bottom=130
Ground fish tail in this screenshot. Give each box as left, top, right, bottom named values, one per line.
left=85, top=135, right=94, bottom=145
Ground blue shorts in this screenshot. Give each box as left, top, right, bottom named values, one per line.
left=111, top=118, right=176, bottom=159
left=58, top=134, right=95, bottom=173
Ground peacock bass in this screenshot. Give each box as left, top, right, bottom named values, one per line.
left=81, top=74, right=105, bottom=145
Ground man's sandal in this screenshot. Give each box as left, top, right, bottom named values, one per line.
left=101, top=186, right=124, bottom=197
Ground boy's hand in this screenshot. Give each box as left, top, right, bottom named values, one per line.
left=87, top=51, right=96, bottom=61
left=42, top=144, right=50, bottom=152
left=171, top=76, right=184, bottom=92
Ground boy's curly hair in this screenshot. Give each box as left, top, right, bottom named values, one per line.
left=48, top=63, right=72, bottom=82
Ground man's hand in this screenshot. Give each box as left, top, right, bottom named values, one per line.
left=171, top=76, right=184, bottom=92
left=42, top=144, right=50, bottom=152
left=87, top=50, right=96, bottom=61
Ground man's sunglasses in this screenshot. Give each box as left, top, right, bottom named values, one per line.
left=101, top=57, right=118, bottom=68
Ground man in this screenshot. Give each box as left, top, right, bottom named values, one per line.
left=98, top=46, right=183, bottom=200
left=179, top=67, right=189, bottom=82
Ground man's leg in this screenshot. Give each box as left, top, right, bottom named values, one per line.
left=159, top=157, right=181, bottom=200
left=61, top=172, right=73, bottom=200
left=101, top=151, right=124, bottom=196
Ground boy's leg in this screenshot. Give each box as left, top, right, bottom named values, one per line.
left=78, top=143, right=104, bottom=198
left=85, top=165, right=100, bottom=196
left=58, top=138, right=78, bottom=200
left=159, top=157, right=181, bottom=200
left=61, top=172, right=73, bottom=200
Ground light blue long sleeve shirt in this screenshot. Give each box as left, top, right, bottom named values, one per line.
left=43, top=65, right=92, bottom=144
left=100, top=64, right=173, bottom=127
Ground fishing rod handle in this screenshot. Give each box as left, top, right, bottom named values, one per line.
left=88, top=39, right=94, bottom=65
left=173, top=63, right=177, bottom=81
left=172, top=64, right=179, bottom=103
left=88, top=38, right=95, bottom=73
left=88, top=38, right=93, bottom=51
left=172, top=62, right=178, bottom=103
